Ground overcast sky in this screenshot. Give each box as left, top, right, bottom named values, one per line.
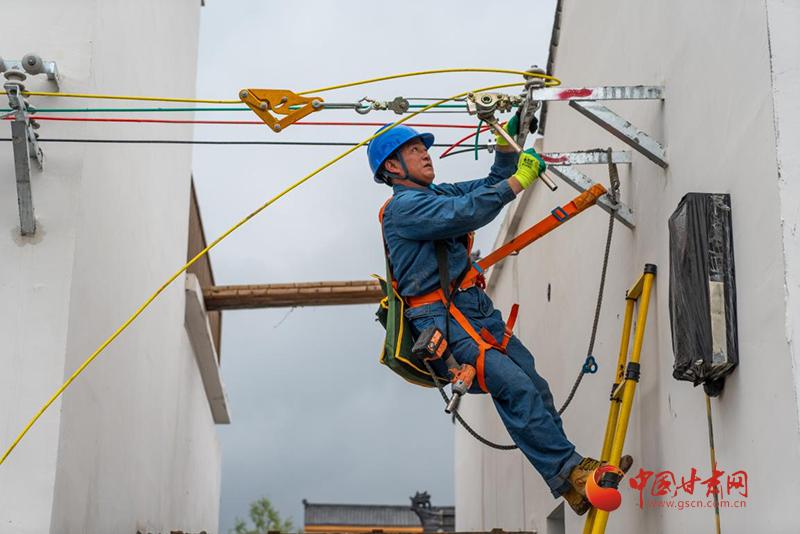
left=192, top=2, right=556, bottom=531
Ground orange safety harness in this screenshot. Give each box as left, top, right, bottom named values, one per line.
left=380, top=183, right=608, bottom=393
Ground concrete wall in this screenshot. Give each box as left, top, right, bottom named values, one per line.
left=455, top=1, right=800, bottom=533
left=0, top=1, right=221, bottom=532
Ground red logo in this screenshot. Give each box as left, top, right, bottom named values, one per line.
left=628, top=467, right=748, bottom=510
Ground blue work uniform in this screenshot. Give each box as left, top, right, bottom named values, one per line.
left=381, top=151, right=582, bottom=497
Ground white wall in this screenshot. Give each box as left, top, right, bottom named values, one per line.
left=455, top=1, right=800, bottom=533
left=0, top=1, right=221, bottom=532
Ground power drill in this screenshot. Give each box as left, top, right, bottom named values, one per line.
left=411, top=325, right=476, bottom=414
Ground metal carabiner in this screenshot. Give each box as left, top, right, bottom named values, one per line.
left=355, top=97, right=373, bottom=115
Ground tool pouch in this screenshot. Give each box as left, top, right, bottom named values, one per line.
left=373, top=263, right=447, bottom=388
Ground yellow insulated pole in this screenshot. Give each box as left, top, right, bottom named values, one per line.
left=592, top=264, right=656, bottom=534
left=601, top=298, right=636, bottom=462
left=583, top=297, right=636, bottom=534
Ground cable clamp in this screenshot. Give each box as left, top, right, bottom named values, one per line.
left=582, top=355, right=599, bottom=374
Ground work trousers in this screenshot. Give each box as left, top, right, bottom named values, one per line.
left=405, top=287, right=581, bottom=497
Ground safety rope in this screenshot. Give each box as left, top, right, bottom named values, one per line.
left=557, top=148, right=621, bottom=415
left=422, top=360, right=517, bottom=450
left=0, top=69, right=559, bottom=468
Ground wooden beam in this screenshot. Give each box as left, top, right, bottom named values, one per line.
left=203, top=280, right=383, bottom=311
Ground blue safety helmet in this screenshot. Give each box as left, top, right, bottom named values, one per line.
left=367, top=123, right=435, bottom=184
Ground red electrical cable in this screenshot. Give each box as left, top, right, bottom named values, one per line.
left=2, top=115, right=478, bottom=129
left=439, top=124, right=493, bottom=159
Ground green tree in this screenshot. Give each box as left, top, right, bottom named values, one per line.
left=231, top=497, right=295, bottom=534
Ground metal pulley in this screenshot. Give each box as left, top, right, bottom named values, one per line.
left=239, top=88, right=324, bottom=132
left=465, top=87, right=558, bottom=191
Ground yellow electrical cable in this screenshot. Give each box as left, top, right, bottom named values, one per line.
left=0, top=91, right=241, bottom=104
left=0, top=67, right=558, bottom=104
left=0, top=70, right=559, bottom=468
left=299, top=67, right=559, bottom=94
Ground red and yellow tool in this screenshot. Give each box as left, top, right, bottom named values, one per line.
left=412, top=325, right=477, bottom=414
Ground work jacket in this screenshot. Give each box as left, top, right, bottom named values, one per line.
left=381, top=151, right=518, bottom=298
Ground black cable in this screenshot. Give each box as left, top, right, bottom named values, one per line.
left=422, top=359, right=517, bottom=450
left=0, top=138, right=490, bottom=148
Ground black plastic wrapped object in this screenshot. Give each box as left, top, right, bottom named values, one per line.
left=668, top=193, right=738, bottom=397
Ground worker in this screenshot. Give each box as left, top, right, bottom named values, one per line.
left=368, top=119, right=630, bottom=515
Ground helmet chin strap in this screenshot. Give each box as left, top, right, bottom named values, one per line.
left=394, top=152, right=430, bottom=188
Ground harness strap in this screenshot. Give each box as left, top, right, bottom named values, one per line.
left=446, top=300, right=493, bottom=393
left=502, top=303, right=519, bottom=350
left=406, top=288, right=515, bottom=394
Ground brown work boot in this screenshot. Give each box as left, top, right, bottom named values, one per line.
left=562, top=487, right=592, bottom=515
left=561, top=455, right=634, bottom=516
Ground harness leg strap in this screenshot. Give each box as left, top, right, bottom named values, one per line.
left=501, top=303, right=519, bottom=350
left=448, top=303, right=493, bottom=393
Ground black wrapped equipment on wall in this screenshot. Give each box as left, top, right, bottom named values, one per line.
left=668, top=193, right=738, bottom=397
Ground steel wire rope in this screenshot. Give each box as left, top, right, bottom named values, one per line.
left=557, top=149, right=621, bottom=415
left=0, top=67, right=558, bottom=104
left=0, top=69, right=559, bottom=467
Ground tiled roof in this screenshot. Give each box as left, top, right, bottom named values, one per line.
left=304, top=502, right=422, bottom=527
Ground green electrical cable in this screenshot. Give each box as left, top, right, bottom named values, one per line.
left=474, top=120, right=483, bottom=161
left=0, top=104, right=467, bottom=114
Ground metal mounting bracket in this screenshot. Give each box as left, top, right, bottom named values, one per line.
left=0, top=57, right=61, bottom=90
left=548, top=165, right=634, bottom=229
left=529, top=84, right=666, bottom=168
left=530, top=85, right=663, bottom=102
left=569, top=101, right=667, bottom=168
left=543, top=150, right=630, bottom=167
left=4, top=82, right=43, bottom=236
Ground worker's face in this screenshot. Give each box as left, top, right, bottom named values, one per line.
left=386, top=138, right=435, bottom=184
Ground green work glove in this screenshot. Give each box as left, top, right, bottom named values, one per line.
left=514, top=148, right=547, bottom=189
left=496, top=110, right=539, bottom=146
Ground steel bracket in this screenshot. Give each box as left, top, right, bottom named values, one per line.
left=0, top=58, right=61, bottom=90
left=569, top=100, right=667, bottom=168
left=548, top=165, right=634, bottom=229
left=530, top=85, right=663, bottom=102
left=528, top=84, right=666, bottom=167
left=4, top=82, right=43, bottom=236
left=542, top=149, right=631, bottom=167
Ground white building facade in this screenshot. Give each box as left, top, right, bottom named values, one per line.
left=0, top=1, right=226, bottom=532
left=455, top=1, right=800, bottom=533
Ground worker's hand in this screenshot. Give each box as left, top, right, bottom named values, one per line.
left=496, top=109, right=539, bottom=146
left=513, top=148, right=547, bottom=189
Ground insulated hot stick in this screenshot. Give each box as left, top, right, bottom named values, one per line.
left=483, top=115, right=558, bottom=191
